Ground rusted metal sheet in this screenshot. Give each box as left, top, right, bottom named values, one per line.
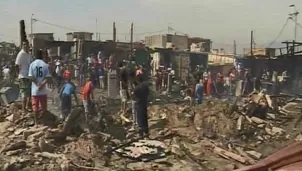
left=235, top=141, right=302, bottom=171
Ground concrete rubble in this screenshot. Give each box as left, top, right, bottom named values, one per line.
left=0, top=92, right=301, bottom=171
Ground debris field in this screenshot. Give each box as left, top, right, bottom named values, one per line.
left=0, top=91, right=302, bottom=171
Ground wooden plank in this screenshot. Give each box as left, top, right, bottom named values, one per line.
left=237, top=115, right=243, bottom=131
left=235, top=147, right=256, bottom=164
left=213, top=146, right=247, bottom=164
left=245, top=151, right=262, bottom=159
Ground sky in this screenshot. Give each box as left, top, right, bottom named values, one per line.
left=1, top=0, right=302, bottom=53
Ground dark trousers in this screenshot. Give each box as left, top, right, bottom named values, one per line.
left=56, top=76, right=62, bottom=89
left=61, top=95, right=72, bottom=118
left=137, top=104, right=148, bottom=137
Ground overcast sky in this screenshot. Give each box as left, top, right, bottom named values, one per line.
left=1, top=0, right=302, bottom=53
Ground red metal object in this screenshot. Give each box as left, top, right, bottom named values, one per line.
left=235, top=141, right=302, bottom=171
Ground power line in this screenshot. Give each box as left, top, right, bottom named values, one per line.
left=34, top=18, right=166, bottom=36
left=34, top=19, right=85, bottom=32
left=266, top=18, right=289, bottom=48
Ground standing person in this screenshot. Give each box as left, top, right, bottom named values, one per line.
left=9, top=61, right=16, bottom=83
left=155, top=69, right=162, bottom=92
left=79, top=64, right=85, bottom=86
left=81, top=75, right=94, bottom=121
left=28, top=49, right=51, bottom=125
left=271, top=71, right=279, bottom=95
left=162, top=69, right=168, bottom=91
left=206, top=71, right=213, bottom=96
left=109, top=54, right=116, bottom=71
left=195, top=79, right=204, bottom=105
left=59, top=75, right=78, bottom=121
left=15, top=40, right=32, bottom=112
left=74, top=64, right=79, bottom=84
left=88, top=66, right=97, bottom=88
left=98, top=66, right=105, bottom=89
left=3, top=65, right=10, bottom=81
left=119, top=62, right=128, bottom=114
left=134, top=77, right=150, bottom=138
left=216, top=72, right=224, bottom=95
left=130, top=80, right=138, bottom=131
left=55, top=60, right=62, bottom=89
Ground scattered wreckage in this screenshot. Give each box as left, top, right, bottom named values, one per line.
left=0, top=90, right=301, bottom=170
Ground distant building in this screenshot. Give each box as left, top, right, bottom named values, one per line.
left=0, top=41, right=18, bottom=55
left=28, top=33, right=54, bottom=41
left=145, top=34, right=188, bottom=50
left=188, top=37, right=211, bottom=52
left=243, top=48, right=276, bottom=57
left=66, top=32, right=93, bottom=41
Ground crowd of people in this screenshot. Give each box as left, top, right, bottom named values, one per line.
left=186, top=64, right=288, bottom=106
left=12, top=40, right=150, bottom=138
left=10, top=40, right=289, bottom=138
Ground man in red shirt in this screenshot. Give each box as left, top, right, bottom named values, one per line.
left=81, top=76, right=94, bottom=121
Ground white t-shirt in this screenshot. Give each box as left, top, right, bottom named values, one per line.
left=15, top=49, right=32, bottom=79
left=55, top=65, right=61, bottom=76
left=28, top=59, right=51, bottom=96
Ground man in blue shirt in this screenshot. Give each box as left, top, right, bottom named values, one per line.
left=59, top=77, right=78, bottom=121
left=28, top=49, right=51, bottom=125
left=195, top=79, right=204, bottom=105
left=98, top=66, right=105, bottom=89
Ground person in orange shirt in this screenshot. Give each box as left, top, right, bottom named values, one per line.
left=81, top=75, right=94, bottom=121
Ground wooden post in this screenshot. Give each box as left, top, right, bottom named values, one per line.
left=250, top=30, right=253, bottom=57
left=130, top=23, right=133, bottom=61
left=113, top=22, right=116, bottom=42
left=19, top=20, right=27, bottom=47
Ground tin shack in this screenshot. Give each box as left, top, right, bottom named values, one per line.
left=151, top=48, right=208, bottom=80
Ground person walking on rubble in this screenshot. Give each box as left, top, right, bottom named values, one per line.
left=28, top=49, right=51, bottom=125
left=98, top=66, right=105, bottom=89
left=195, top=79, right=204, bottom=105
left=15, top=40, right=32, bottom=112
left=119, top=62, right=129, bottom=114
left=130, top=80, right=139, bottom=131
left=59, top=74, right=78, bottom=122
left=81, top=75, right=94, bottom=121
left=134, top=76, right=150, bottom=138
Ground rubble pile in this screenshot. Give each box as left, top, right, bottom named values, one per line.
left=0, top=92, right=302, bottom=170
left=146, top=92, right=302, bottom=170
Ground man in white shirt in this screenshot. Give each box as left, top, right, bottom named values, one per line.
left=15, top=40, right=32, bottom=112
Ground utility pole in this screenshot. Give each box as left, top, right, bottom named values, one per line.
left=289, top=4, right=299, bottom=42
left=130, top=23, right=133, bottom=61
left=95, top=18, right=98, bottom=41
left=30, top=14, right=34, bottom=52
left=233, top=40, right=237, bottom=56
left=113, top=22, right=116, bottom=42
left=250, top=30, right=253, bottom=56
left=289, top=4, right=299, bottom=52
